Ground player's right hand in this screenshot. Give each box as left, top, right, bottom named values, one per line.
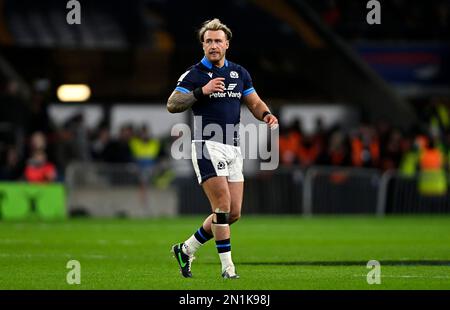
left=202, top=77, right=226, bottom=95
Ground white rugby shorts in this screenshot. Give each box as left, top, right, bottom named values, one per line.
left=191, top=140, right=244, bottom=184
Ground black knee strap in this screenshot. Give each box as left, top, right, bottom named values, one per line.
left=213, top=211, right=229, bottom=224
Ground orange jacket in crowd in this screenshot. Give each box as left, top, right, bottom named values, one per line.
left=297, top=138, right=321, bottom=167
left=279, top=131, right=302, bottom=165
left=351, top=137, right=380, bottom=167
left=420, top=147, right=443, bottom=170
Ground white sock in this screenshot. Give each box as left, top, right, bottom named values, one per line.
left=182, top=235, right=202, bottom=256
left=219, top=252, right=234, bottom=272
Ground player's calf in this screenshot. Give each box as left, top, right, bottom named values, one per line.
left=212, top=210, right=239, bottom=279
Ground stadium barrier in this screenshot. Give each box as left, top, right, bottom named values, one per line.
left=303, top=166, right=381, bottom=215
left=65, top=162, right=177, bottom=217
left=63, top=163, right=450, bottom=217
left=0, top=182, right=66, bottom=220
left=378, top=171, right=450, bottom=214
left=304, top=167, right=450, bottom=215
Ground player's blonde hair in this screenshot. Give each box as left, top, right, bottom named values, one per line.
left=198, top=18, right=232, bottom=43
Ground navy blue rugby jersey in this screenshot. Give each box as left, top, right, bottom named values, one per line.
left=174, top=56, right=255, bottom=145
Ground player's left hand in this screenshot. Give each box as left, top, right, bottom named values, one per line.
left=264, top=114, right=279, bottom=130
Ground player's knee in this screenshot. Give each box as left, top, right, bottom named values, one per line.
left=212, top=194, right=231, bottom=213
left=229, top=211, right=241, bottom=224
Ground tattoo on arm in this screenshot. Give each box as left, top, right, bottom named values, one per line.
left=167, top=91, right=197, bottom=113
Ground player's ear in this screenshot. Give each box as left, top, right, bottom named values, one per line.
left=225, top=40, right=229, bottom=50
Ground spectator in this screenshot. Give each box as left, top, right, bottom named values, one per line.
left=66, top=113, right=91, bottom=162
left=24, top=149, right=57, bottom=183
left=23, top=131, right=57, bottom=183
left=53, top=113, right=90, bottom=174
left=350, top=125, right=380, bottom=168
left=418, top=138, right=447, bottom=197
left=380, top=129, right=403, bottom=170
left=297, top=135, right=321, bottom=168
left=91, top=126, right=111, bottom=161
left=129, top=124, right=161, bottom=204
left=399, top=136, right=419, bottom=177
left=312, top=117, right=328, bottom=165
left=130, top=124, right=161, bottom=172
left=279, top=119, right=303, bottom=166
left=326, top=127, right=350, bottom=166
left=102, top=124, right=134, bottom=163
left=0, top=146, right=23, bottom=180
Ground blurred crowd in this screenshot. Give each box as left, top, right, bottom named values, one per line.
left=1, top=77, right=450, bottom=185
left=0, top=80, right=167, bottom=183
left=279, top=98, right=450, bottom=178
left=0, top=118, right=167, bottom=184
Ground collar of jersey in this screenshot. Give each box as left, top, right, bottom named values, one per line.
left=201, top=56, right=229, bottom=70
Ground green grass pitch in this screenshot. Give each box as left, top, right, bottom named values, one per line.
left=0, top=216, right=449, bottom=290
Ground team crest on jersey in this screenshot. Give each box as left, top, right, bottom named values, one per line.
left=208, top=72, right=213, bottom=78
left=230, top=71, right=239, bottom=78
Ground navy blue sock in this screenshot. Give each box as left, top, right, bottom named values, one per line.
left=215, top=238, right=231, bottom=253
left=194, top=226, right=213, bottom=244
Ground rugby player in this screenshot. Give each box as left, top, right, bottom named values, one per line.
left=167, top=18, right=278, bottom=279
